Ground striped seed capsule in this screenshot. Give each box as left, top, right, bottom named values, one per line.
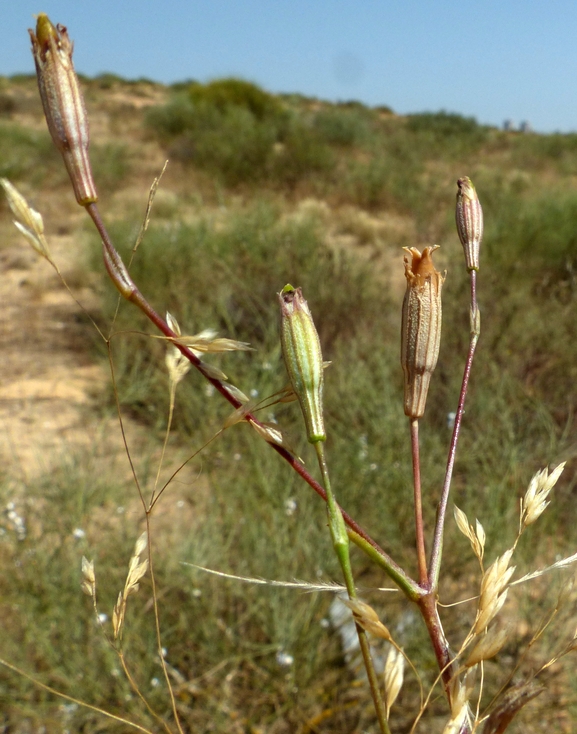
left=29, top=15, right=98, bottom=206
left=279, top=285, right=326, bottom=443
left=455, top=177, right=483, bottom=271
left=401, top=246, right=445, bottom=419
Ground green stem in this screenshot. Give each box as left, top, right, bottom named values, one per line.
left=347, top=529, right=422, bottom=600
left=314, top=442, right=390, bottom=734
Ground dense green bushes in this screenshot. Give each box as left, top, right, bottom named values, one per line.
left=145, top=78, right=333, bottom=186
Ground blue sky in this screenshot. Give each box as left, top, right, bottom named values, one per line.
left=2, top=0, right=577, bottom=133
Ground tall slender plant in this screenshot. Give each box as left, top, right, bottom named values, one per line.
left=2, top=13, right=576, bottom=733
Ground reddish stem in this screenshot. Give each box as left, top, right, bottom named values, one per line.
left=428, top=270, right=479, bottom=590
left=410, top=418, right=428, bottom=585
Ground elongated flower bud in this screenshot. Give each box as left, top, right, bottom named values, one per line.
left=30, top=14, right=97, bottom=206
left=279, top=285, right=326, bottom=443
left=455, top=177, right=483, bottom=271
left=401, top=246, right=445, bottom=419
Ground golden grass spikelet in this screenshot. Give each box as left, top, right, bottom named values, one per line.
left=198, top=360, right=228, bottom=381
left=383, top=646, right=404, bottom=719
left=112, top=591, right=125, bottom=640
left=165, top=312, right=192, bottom=387
left=173, top=329, right=253, bottom=355
left=1, top=178, right=52, bottom=260
left=454, top=505, right=485, bottom=562
left=475, top=550, right=515, bottom=634
left=340, top=598, right=392, bottom=641
left=80, top=556, right=96, bottom=598
left=465, top=626, right=509, bottom=667
left=520, top=462, right=565, bottom=529
left=442, top=671, right=475, bottom=734
left=113, top=532, right=148, bottom=640
left=248, top=419, right=300, bottom=459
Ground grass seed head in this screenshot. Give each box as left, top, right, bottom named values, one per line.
left=454, top=505, right=485, bottom=561
left=465, top=626, right=509, bottom=667
left=165, top=312, right=192, bottom=386
left=383, top=646, right=404, bottom=719
left=521, top=462, right=565, bottom=528
left=340, top=598, right=392, bottom=641
left=401, top=246, right=444, bottom=419
left=80, top=556, right=96, bottom=598
left=29, top=14, right=97, bottom=206
left=475, top=550, right=515, bottom=633
left=1, top=179, right=52, bottom=260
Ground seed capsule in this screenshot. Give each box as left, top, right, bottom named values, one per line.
left=29, top=14, right=97, bottom=206
left=455, top=177, right=483, bottom=271
left=401, top=246, right=445, bottom=419
left=279, top=285, right=326, bottom=443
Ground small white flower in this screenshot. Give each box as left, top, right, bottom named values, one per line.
left=72, top=528, right=86, bottom=539
left=276, top=650, right=294, bottom=667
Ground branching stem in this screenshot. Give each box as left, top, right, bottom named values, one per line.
left=85, top=201, right=418, bottom=597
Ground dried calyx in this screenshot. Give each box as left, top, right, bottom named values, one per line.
left=401, top=246, right=445, bottom=419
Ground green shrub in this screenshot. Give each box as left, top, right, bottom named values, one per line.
left=406, top=110, right=490, bottom=156
left=188, top=77, right=282, bottom=121
left=312, top=106, right=372, bottom=147
left=146, top=81, right=332, bottom=187
left=0, top=121, right=59, bottom=181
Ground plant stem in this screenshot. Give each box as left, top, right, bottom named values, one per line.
left=428, top=270, right=480, bottom=590
left=0, top=657, right=155, bottom=734
left=410, top=418, right=428, bottom=586
left=85, top=202, right=417, bottom=596
left=314, top=442, right=390, bottom=734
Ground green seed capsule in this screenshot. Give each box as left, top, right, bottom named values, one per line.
left=279, top=285, right=326, bottom=443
